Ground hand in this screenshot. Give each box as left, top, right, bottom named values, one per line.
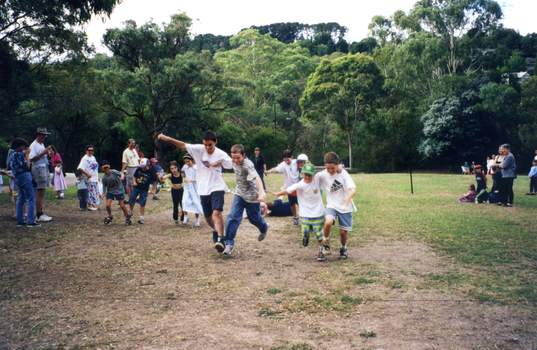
left=343, top=198, right=350, bottom=207
left=25, top=148, right=31, bottom=155
left=157, top=133, right=168, bottom=141
left=269, top=190, right=277, bottom=196
left=87, top=174, right=92, bottom=179
left=257, top=192, right=266, bottom=202
left=209, top=162, right=221, bottom=168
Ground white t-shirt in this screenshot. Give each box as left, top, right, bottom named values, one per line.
left=122, top=147, right=140, bottom=167
left=29, top=140, right=47, bottom=167
left=185, top=144, right=233, bottom=196
left=317, top=169, right=357, bottom=213
left=77, top=155, right=100, bottom=183
left=286, top=176, right=325, bottom=218
left=275, top=159, right=300, bottom=188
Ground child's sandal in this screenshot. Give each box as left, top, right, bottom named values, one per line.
left=104, top=216, right=113, bottom=225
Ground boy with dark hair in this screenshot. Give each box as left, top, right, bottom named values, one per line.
left=265, top=149, right=300, bottom=225
left=527, top=159, right=537, bottom=195
left=222, top=144, right=270, bottom=255
left=75, top=170, right=89, bottom=211
left=474, top=165, right=487, bottom=193
left=100, top=160, right=131, bottom=225
left=158, top=131, right=233, bottom=252
left=128, top=158, right=158, bottom=224
left=317, top=151, right=356, bottom=259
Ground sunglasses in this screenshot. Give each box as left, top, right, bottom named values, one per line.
left=87, top=149, right=94, bottom=152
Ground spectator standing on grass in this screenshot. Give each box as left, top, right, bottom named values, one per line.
left=6, top=147, right=25, bottom=219
left=250, top=147, right=267, bottom=190
left=49, top=145, right=64, bottom=198
left=135, top=144, right=144, bottom=159
left=77, top=145, right=100, bottom=210
left=53, top=160, right=67, bottom=199
left=29, top=127, right=53, bottom=222
left=8, top=138, right=40, bottom=227
left=180, top=154, right=203, bottom=226
left=474, top=165, right=487, bottom=194
left=75, top=170, right=89, bottom=210
left=497, top=144, right=516, bottom=207
left=527, top=159, right=537, bottom=195
left=121, top=139, right=140, bottom=204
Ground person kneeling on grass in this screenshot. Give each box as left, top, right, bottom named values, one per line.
left=270, top=163, right=327, bottom=261
left=100, top=161, right=131, bottom=225
left=128, top=158, right=158, bottom=224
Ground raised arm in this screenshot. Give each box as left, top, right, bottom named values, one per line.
left=158, top=134, right=187, bottom=149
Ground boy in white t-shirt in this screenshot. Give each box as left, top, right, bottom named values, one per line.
left=158, top=131, right=233, bottom=252
left=270, top=163, right=328, bottom=261
left=265, top=150, right=300, bottom=226
left=317, top=152, right=356, bottom=259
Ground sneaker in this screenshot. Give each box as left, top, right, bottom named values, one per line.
left=152, top=196, right=159, bottom=200
left=37, top=214, right=52, bottom=222
left=223, top=244, right=235, bottom=255
left=214, top=237, right=226, bottom=253
left=212, top=230, right=219, bottom=244
left=127, top=210, right=134, bottom=219
left=88, top=207, right=98, bottom=211
left=317, top=250, right=326, bottom=261
left=27, top=222, right=41, bottom=228
left=323, top=243, right=332, bottom=255
left=17, top=222, right=26, bottom=227
left=183, top=215, right=189, bottom=225
left=195, top=218, right=200, bottom=227
left=125, top=218, right=132, bottom=226
left=339, top=247, right=348, bottom=259
left=302, top=231, right=310, bottom=247
left=138, top=217, right=145, bottom=224
left=293, top=216, right=299, bottom=226
left=174, top=220, right=179, bottom=225
left=258, top=223, right=269, bottom=241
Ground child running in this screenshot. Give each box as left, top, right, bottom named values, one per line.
left=317, top=152, right=357, bottom=259
left=181, top=153, right=203, bottom=226
left=75, top=170, right=89, bottom=210
left=223, top=144, right=270, bottom=255
left=128, top=158, right=158, bottom=224
left=158, top=131, right=233, bottom=252
left=100, top=160, right=131, bottom=225
left=265, top=150, right=300, bottom=226
left=270, top=163, right=326, bottom=261
left=160, top=160, right=185, bottom=224
left=53, top=159, right=67, bottom=199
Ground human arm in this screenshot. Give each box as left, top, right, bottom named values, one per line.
left=29, top=145, right=50, bottom=163
left=342, top=188, right=356, bottom=207
left=255, top=176, right=266, bottom=202
left=157, top=134, right=187, bottom=149
left=261, top=203, right=268, bottom=217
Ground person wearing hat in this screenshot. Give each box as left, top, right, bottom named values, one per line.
left=29, top=127, right=53, bottom=222
left=250, top=147, right=267, bottom=190
left=127, top=158, right=158, bottom=224
left=270, top=162, right=327, bottom=261
left=474, top=164, right=488, bottom=203
left=100, top=160, right=131, bottom=225
left=296, top=154, right=308, bottom=180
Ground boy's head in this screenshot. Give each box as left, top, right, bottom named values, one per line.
left=474, top=165, right=482, bottom=172
left=150, top=158, right=158, bottom=165
left=301, top=163, right=316, bottom=183
left=231, top=144, right=245, bottom=165
left=296, top=154, right=308, bottom=169
left=533, top=160, right=537, bottom=166
left=75, top=170, right=83, bottom=179
left=282, top=150, right=293, bottom=165
left=254, top=147, right=260, bottom=156
left=11, top=138, right=28, bottom=151
left=139, top=158, right=150, bottom=170
left=266, top=201, right=274, bottom=210
left=202, top=131, right=217, bottom=155
left=324, top=152, right=339, bottom=175
left=101, top=160, right=111, bottom=174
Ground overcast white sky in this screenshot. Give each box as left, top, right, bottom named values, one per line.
left=84, top=0, right=536, bottom=54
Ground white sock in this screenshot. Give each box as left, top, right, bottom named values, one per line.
left=140, top=216, right=144, bottom=220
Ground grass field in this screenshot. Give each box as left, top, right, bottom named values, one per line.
left=0, top=172, right=536, bottom=349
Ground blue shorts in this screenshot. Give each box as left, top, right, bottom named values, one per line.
left=326, top=208, right=353, bottom=231
left=200, top=191, right=225, bottom=218
left=106, top=193, right=125, bottom=201
left=288, top=194, right=298, bottom=206
left=129, top=187, right=148, bottom=206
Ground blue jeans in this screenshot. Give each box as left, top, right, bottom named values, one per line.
left=225, top=195, right=268, bottom=245
left=15, top=172, right=36, bottom=224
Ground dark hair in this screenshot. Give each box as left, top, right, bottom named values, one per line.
left=231, top=144, right=245, bottom=155
left=85, top=144, right=95, bottom=151
left=324, top=151, right=339, bottom=165
left=168, top=160, right=180, bottom=172
left=49, top=145, right=58, bottom=156
left=501, top=143, right=511, bottom=150
left=266, top=201, right=274, bottom=210
left=202, top=130, right=217, bottom=142
left=282, top=150, right=292, bottom=158
left=468, top=183, right=475, bottom=191
left=54, top=159, right=62, bottom=164
left=11, top=138, right=28, bottom=150
left=75, top=170, right=83, bottom=177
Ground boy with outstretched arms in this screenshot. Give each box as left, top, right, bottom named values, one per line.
left=223, top=144, right=270, bottom=255
left=265, top=150, right=300, bottom=226
left=158, top=131, right=233, bottom=252
left=270, top=163, right=328, bottom=261
left=100, top=160, right=131, bottom=225
left=317, top=152, right=356, bottom=259
left=128, top=158, right=158, bottom=224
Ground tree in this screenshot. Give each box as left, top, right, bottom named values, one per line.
left=300, top=54, right=385, bottom=169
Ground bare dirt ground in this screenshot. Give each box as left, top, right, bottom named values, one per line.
left=0, top=179, right=536, bottom=350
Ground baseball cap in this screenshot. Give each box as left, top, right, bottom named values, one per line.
left=297, top=154, right=308, bottom=162
left=150, top=158, right=158, bottom=163
left=255, top=147, right=260, bottom=151
left=139, top=158, right=149, bottom=167
left=474, top=164, right=482, bottom=168
left=100, top=160, right=110, bottom=168
left=301, top=163, right=316, bottom=175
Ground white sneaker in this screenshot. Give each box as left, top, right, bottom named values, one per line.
left=194, top=217, right=200, bottom=227
left=223, top=244, right=234, bottom=255
left=37, top=214, right=53, bottom=222
left=183, top=215, right=189, bottom=225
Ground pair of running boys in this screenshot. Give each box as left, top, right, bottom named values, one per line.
left=270, top=151, right=356, bottom=261
left=158, top=131, right=269, bottom=254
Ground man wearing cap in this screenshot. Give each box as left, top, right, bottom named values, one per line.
left=121, top=139, right=140, bottom=203
left=29, top=127, right=53, bottom=222
left=250, top=147, right=267, bottom=190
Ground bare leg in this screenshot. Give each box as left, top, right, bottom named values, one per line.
left=290, top=204, right=297, bottom=217
left=36, top=189, right=45, bottom=213
left=105, top=199, right=113, bottom=216
left=119, top=201, right=128, bottom=216
left=213, top=210, right=224, bottom=237
left=339, top=229, right=348, bottom=246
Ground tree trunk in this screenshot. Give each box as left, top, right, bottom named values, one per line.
left=347, top=128, right=353, bottom=169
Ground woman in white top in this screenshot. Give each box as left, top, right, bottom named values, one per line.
left=77, top=145, right=100, bottom=210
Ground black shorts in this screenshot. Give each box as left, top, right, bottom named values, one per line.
left=200, top=191, right=225, bottom=218
left=288, top=194, right=298, bottom=206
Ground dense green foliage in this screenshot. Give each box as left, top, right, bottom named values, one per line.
left=1, top=0, right=536, bottom=173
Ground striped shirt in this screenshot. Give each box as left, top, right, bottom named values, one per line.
left=232, top=158, right=260, bottom=203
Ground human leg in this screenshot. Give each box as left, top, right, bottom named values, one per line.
left=244, top=200, right=268, bottom=233
left=224, top=195, right=245, bottom=246
left=171, top=188, right=180, bottom=221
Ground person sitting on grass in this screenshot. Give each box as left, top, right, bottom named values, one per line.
left=270, top=163, right=327, bottom=261
left=458, top=183, right=477, bottom=202
left=100, top=160, right=131, bottom=225
left=128, top=158, right=158, bottom=225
